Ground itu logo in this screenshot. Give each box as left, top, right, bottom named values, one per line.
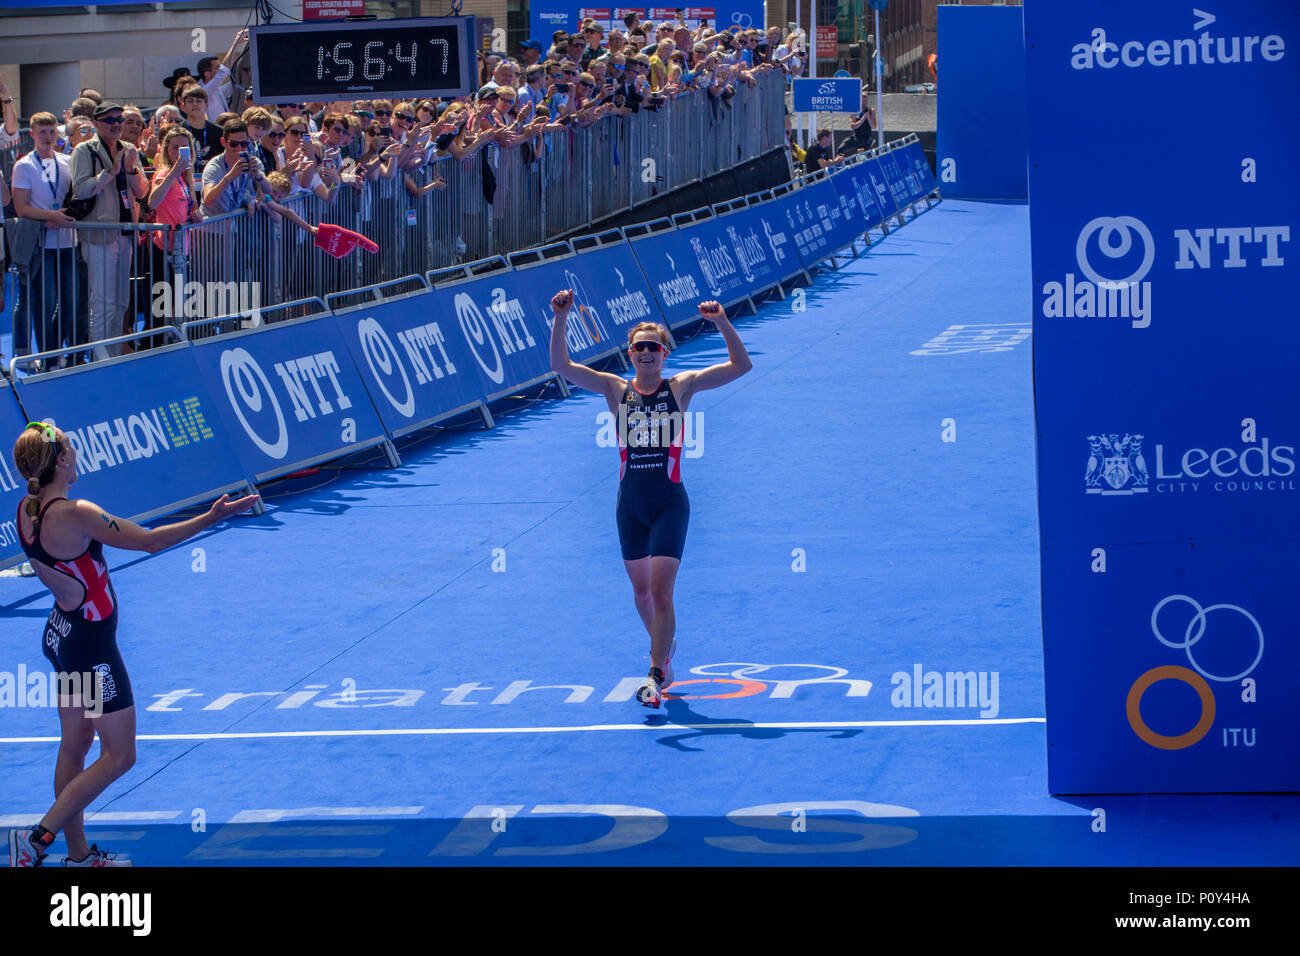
left=1042, top=216, right=1154, bottom=327
left=1126, top=595, right=1263, bottom=751
left=1085, top=433, right=1149, bottom=495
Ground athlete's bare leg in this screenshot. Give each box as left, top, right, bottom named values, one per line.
left=53, top=699, right=97, bottom=859
left=647, top=556, right=680, bottom=670
left=624, top=557, right=655, bottom=638
left=39, top=705, right=136, bottom=839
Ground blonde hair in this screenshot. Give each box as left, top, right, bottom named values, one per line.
left=627, top=322, right=671, bottom=349
left=265, top=170, right=292, bottom=195
left=156, top=125, right=195, bottom=169
left=13, top=424, right=66, bottom=533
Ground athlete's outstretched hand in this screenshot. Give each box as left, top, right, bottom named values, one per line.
left=551, top=289, right=574, bottom=314
left=206, top=493, right=260, bottom=522
left=698, top=301, right=725, bottom=322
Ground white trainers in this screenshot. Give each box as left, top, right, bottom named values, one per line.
left=8, top=827, right=48, bottom=867
left=63, top=844, right=132, bottom=867
left=636, top=668, right=665, bottom=709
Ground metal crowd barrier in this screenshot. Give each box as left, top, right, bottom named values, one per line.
left=4, top=71, right=788, bottom=369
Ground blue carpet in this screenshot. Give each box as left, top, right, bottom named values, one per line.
left=3, top=201, right=1295, bottom=865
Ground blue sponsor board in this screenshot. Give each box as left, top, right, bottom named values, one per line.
left=515, top=242, right=661, bottom=363
left=726, top=201, right=810, bottom=287
left=875, top=148, right=918, bottom=215
left=936, top=3, right=1027, bottom=200
left=1, top=378, right=34, bottom=569
left=188, top=316, right=391, bottom=482
left=1027, top=0, right=1299, bottom=792
left=433, top=275, right=559, bottom=400
left=792, top=77, right=863, bottom=114
left=827, top=161, right=887, bottom=236
left=628, top=220, right=754, bottom=328
left=333, top=296, right=487, bottom=438
left=895, top=140, right=936, bottom=204
left=773, top=177, right=864, bottom=265
left=528, top=3, right=765, bottom=44
left=11, top=347, right=248, bottom=524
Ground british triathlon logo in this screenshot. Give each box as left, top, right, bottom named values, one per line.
left=1126, top=595, right=1263, bottom=751
left=1085, top=422, right=1295, bottom=496
left=1042, top=216, right=1154, bottom=327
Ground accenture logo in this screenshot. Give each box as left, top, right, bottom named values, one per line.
left=1071, top=11, right=1286, bottom=71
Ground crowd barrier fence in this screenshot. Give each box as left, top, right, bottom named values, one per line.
left=1, top=135, right=939, bottom=568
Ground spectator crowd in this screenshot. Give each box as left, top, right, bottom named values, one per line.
left=1, top=16, right=817, bottom=370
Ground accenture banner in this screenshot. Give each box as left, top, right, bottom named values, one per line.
left=188, top=316, right=390, bottom=483
left=628, top=220, right=758, bottom=327
left=11, top=348, right=248, bottom=526
left=1027, top=0, right=1299, bottom=792
left=2, top=378, right=34, bottom=570
left=515, top=242, right=662, bottom=362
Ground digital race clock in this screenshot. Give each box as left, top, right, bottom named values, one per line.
left=250, top=17, right=477, bottom=101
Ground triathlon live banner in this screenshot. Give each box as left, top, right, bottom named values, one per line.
left=1, top=378, right=34, bottom=569
left=11, top=346, right=248, bottom=526
left=187, top=315, right=391, bottom=483
left=936, top=4, right=1028, bottom=200
left=1027, top=0, right=1299, bottom=792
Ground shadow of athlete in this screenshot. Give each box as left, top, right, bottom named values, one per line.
left=648, top=697, right=865, bottom=751
left=8, top=422, right=258, bottom=867
left=549, top=289, right=752, bottom=709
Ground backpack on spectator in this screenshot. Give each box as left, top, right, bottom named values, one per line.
left=63, top=147, right=103, bottom=220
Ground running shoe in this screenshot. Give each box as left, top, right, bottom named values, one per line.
left=636, top=667, right=665, bottom=709
left=8, top=827, right=48, bottom=868
left=63, top=844, right=132, bottom=867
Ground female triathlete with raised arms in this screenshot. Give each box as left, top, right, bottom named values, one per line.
left=7, top=422, right=258, bottom=867
left=549, top=290, right=752, bottom=708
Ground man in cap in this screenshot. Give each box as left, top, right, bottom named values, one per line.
left=69, top=102, right=148, bottom=360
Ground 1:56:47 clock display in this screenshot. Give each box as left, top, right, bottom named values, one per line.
left=251, top=17, right=476, bottom=101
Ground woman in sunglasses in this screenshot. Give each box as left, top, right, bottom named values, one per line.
left=548, top=290, right=752, bottom=708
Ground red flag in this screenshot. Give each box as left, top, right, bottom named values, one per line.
left=314, top=222, right=380, bottom=258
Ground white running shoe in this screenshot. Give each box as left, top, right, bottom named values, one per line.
left=8, top=827, right=48, bottom=868
left=636, top=668, right=665, bottom=709
left=63, top=844, right=132, bottom=867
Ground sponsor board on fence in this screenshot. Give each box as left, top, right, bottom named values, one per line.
left=187, top=315, right=391, bottom=482
left=334, top=297, right=486, bottom=438
left=11, top=346, right=248, bottom=525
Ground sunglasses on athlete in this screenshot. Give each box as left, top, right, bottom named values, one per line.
left=630, top=341, right=665, bottom=353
